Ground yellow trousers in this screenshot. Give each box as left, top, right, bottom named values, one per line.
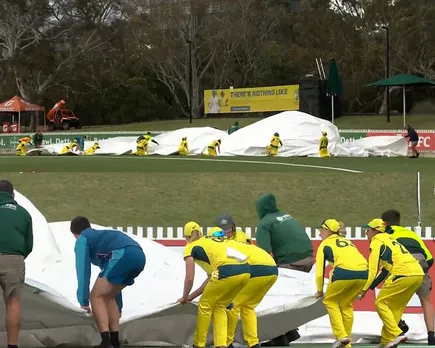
left=266, top=145, right=278, bottom=156
left=207, top=148, right=216, bottom=156
left=134, top=146, right=148, bottom=156
left=323, top=279, right=366, bottom=346
left=195, top=272, right=250, bottom=348
left=16, top=149, right=26, bottom=156
left=319, top=148, right=329, bottom=158
left=376, top=275, right=423, bottom=345
left=227, top=274, right=278, bottom=347
left=179, top=148, right=188, bottom=156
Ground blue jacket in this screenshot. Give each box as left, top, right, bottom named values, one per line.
left=74, top=136, right=85, bottom=150
left=74, top=228, right=142, bottom=309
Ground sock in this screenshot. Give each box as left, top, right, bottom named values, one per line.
left=110, top=331, right=120, bottom=346
left=429, top=331, right=435, bottom=338
left=100, top=331, right=110, bottom=344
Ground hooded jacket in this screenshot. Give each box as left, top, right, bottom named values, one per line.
left=0, top=192, right=33, bottom=258
left=255, top=193, right=313, bottom=265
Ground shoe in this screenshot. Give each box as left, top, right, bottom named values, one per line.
left=93, top=343, right=113, bottom=348
left=250, top=345, right=260, bottom=348
left=332, top=337, right=351, bottom=348
left=398, top=319, right=409, bottom=334
left=429, top=336, right=435, bottom=345
left=227, top=344, right=234, bottom=348
left=416, top=153, right=420, bottom=158
left=285, top=329, right=301, bottom=343
left=384, top=334, right=407, bottom=348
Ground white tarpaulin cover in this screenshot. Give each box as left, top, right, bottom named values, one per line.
left=0, top=192, right=428, bottom=346
left=1, top=191, right=327, bottom=347
left=36, top=112, right=408, bottom=157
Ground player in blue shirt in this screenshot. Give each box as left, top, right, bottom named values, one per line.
left=404, top=125, right=420, bottom=158
left=71, top=216, right=146, bottom=348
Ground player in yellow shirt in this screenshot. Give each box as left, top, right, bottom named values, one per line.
left=381, top=209, right=435, bottom=345
left=359, top=219, right=424, bottom=348
left=215, top=213, right=251, bottom=244
left=178, top=137, right=189, bottom=155
left=319, top=131, right=330, bottom=158
left=207, top=139, right=221, bottom=156
left=15, top=139, right=30, bottom=156
left=315, top=219, right=368, bottom=348
left=178, top=221, right=250, bottom=348
left=84, top=142, right=100, bottom=155
left=266, top=132, right=282, bottom=156
left=59, top=140, right=78, bottom=155
left=133, top=132, right=159, bottom=156
left=207, top=227, right=278, bottom=348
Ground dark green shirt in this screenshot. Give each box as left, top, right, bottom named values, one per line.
left=0, top=192, right=33, bottom=258
left=33, top=133, right=43, bottom=145
left=255, top=193, right=313, bottom=265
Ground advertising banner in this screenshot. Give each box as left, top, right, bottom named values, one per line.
left=157, top=238, right=435, bottom=313
left=0, top=132, right=159, bottom=150
left=367, top=131, right=435, bottom=151
left=339, top=132, right=367, bottom=143
left=203, top=85, right=299, bottom=114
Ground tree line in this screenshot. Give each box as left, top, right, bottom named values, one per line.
left=0, top=0, right=434, bottom=126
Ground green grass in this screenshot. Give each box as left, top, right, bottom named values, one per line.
left=1, top=156, right=434, bottom=230
left=81, top=114, right=435, bottom=132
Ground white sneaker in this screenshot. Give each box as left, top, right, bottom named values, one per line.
left=384, top=335, right=407, bottom=348
left=332, top=337, right=351, bottom=348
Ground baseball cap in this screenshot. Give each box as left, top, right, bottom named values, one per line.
left=184, top=221, right=201, bottom=237
left=216, top=213, right=235, bottom=230
left=362, top=218, right=387, bottom=233
left=320, top=219, right=341, bottom=233
left=207, top=226, right=225, bottom=237
left=0, top=180, right=14, bottom=194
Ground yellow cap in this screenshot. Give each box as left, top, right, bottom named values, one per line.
left=207, top=226, right=224, bottom=237
left=362, top=218, right=387, bottom=233
left=322, top=131, right=327, bottom=136
left=184, top=221, right=201, bottom=237
left=321, top=219, right=341, bottom=233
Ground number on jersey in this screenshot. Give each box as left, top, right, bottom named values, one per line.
left=226, top=247, right=247, bottom=262
left=335, top=239, right=356, bottom=248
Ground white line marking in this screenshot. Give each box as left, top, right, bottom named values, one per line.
left=148, top=156, right=363, bottom=173
left=2, top=155, right=363, bottom=173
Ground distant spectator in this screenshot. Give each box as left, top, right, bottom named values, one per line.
left=404, top=125, right=420, bottom=158
left=228, top=121, right=239, bottom=135
left=0, top=180, right=33, bottom=348
left=32, top=130, right=43, bottom=148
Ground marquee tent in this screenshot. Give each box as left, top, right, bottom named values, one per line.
left=0, top=95, right=45, bottom=131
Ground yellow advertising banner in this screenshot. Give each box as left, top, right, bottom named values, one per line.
left=203, top=85, right=299, bottom=114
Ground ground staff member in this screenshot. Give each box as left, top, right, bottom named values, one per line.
left=208, top=227, right=278, bottom=348
left=255, top=193, right=313, bottom=344
left=315, top=219, right=368, bottom=348
left=178, top=222, right=250, bottom=348
left=404, top=124, right=420, bottom=158
left=0, top=180, right=33, bottom=348
left=381, top=209, right=435, bottom=345
left=71, top=216, right=146, bottom=348
left=359, top=219, right=424, bottom=348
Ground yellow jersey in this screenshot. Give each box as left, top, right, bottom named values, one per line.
left=319, top=136, right=328, bottom=149
left=363, top=233, right=425, bottom=291
left=85, top=144, right=100, bottom=155
left=208, top=140, right=220, bottom=149
left=184, top=237, right=249, bottom=278
left=315, top=235, right=368, bottom=292
left=179, top=139, right=188, bottom=150
left=389, top=225, right=433, bottom=269
left=226, top=240, right=278, bottom=278
left=228, top=230, right=251, bottom=244
left=270, top=136, right=282, bottom=147
left=16, top=141, right=27, bottom=150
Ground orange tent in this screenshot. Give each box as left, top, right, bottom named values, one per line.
left=0, top=96, right=45, bottom=132
left=0, top=95, right=44, bottom=112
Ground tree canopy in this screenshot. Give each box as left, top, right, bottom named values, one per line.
left=0, top=0, right=434, bottom=125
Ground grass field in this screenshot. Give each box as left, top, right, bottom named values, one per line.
left=82, top=114, right=435, bottom=132
left=1, top=156, right=434, bottom=230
